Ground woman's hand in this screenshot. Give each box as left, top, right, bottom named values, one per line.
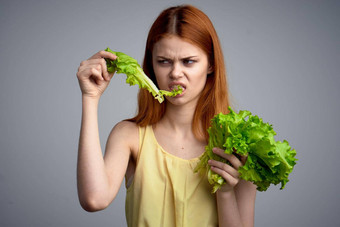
left=76, top=50, right=117, bottom=99
left=210, top=148, right=256, bottom=227
left=208, top=147, right=247, bottom=192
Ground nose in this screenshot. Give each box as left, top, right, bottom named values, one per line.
left=170, top=62, right=183, bottom=80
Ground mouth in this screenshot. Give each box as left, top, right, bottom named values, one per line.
left=169, top=83, right=186, bottom=93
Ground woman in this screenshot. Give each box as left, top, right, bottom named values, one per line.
left=77, top=5, right=256, bottom=227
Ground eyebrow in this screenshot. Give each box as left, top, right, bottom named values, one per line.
left=156, top=55, right=198, bottom=59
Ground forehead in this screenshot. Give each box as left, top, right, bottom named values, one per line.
left=152, top=36, right=206, bottom=57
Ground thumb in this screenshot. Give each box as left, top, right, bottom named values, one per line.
left=240, top=155, right=248, bottom=165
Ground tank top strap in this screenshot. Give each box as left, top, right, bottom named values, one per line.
left=136, top=125, right=155, bottom=165
left=136, top=125, right=147, bottom=164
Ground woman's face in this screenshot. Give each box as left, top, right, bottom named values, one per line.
left=152, top=35, right=211, bottom=106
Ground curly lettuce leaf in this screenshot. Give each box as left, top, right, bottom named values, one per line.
left=104, top=47, right=182, bottom=103
left=194, top=107, right=297, bottom=192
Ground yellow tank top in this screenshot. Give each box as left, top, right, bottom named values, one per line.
left=125, top=125, right=218, bottom=227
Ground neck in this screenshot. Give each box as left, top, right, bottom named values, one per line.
left=158, top=101, right=196, bottom=136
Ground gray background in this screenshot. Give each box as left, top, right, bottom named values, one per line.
left=1, top=0, right=339, bottom=226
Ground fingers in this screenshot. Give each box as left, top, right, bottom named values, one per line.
left=78, top=57, right=112, bottom=81
left=208, top=159, right=240, bottom=179
left=78, top=59, right=105, bottom=83
left=208, top=148, right=247, bottom=189
left=90, top=50, right=117, bottom=61
left=81, top=58, right=107, bottom=80
left=81, top=50, right=117, bottom=81
left=212, top=148, right=244, bottom=169
left=77, top=66, right=103, bottom=84
left=209, top=162, right=239, bottom=187
left=95, top=50, right=117, bottom=81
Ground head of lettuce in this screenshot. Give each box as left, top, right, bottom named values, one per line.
left=194, top=107, right=297, bottom=193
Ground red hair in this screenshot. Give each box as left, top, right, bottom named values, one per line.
left=128, top=5, right=230, bottom=141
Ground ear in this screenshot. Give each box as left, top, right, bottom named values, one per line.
left=207, top=65, right=214, bottom=74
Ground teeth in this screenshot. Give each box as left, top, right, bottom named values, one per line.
left=171, top=85, right=184, bottom=90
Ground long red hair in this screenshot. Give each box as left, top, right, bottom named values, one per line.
left=128, top=5, right=230, bottom=142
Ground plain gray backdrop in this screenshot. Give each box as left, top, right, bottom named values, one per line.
left=1, top=0, right=339, bottom=226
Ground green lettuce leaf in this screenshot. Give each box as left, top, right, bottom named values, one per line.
left=104, top=47, right=182, bottom=103
left=194, top=107, right=297, bottom=192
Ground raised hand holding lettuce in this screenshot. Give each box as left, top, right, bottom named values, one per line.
left=104, top=47, right=182, bottom=103
left=194, top=107, right=297, bottom=192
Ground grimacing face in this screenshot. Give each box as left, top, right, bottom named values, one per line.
left=152, top=36, right=212, bottom=106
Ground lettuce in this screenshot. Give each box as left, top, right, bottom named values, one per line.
left=104, top=47, right=182, bottom=103
left=194, top=107, right=297, bottom=192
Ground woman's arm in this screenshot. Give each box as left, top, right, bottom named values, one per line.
left=77, top=113, right=136, bottom=212
left=208, top=148, right=257, bottom=227
left=76, top=51, right=136, bottom=212
left=77, top=96, right=114, bottom=211
left=216, top=180, right=256, bottom=227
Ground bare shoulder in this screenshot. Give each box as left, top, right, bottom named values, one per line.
left=112, top=120, right=138, bottom=136
left=107, top=120, right=139, bottom=155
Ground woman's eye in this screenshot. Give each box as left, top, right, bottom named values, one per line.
left=183, top=59, right=196, bottom=65
left=158, top=59, right=171, bottom=65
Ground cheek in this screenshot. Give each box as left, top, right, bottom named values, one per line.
left=192, top=68, right=208, bottom=88
left=153, top=66, right=168, bottom=88
left=198, top=75, right=208, bottom=91
left=153, top=66, right=163, bottom=78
